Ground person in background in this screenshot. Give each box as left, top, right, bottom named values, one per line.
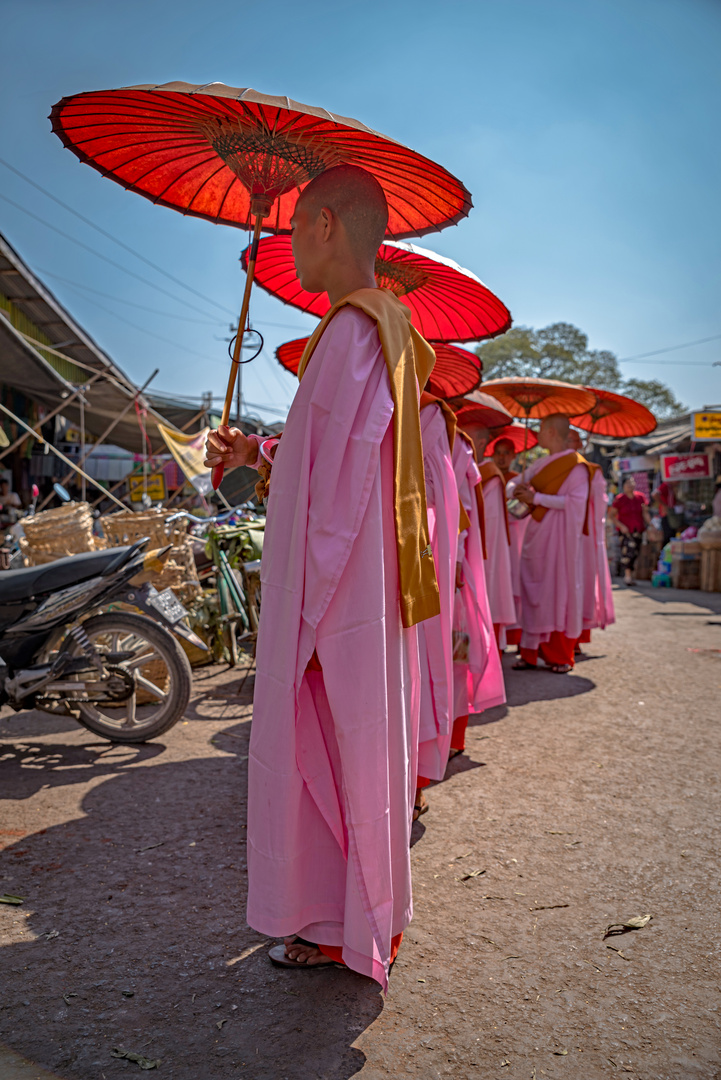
left=0, top=478, right=21, bottom=527
left=608, top=475, right=651, bottom=585
left=491, top=436, right=518, bottom=484
left=654, top=479, right=683, bottom=543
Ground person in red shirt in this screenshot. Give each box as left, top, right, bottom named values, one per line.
left=608, top=476, right=651, bottom=584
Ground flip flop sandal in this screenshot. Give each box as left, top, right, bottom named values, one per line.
left=447, top=747, right=464, bottom=759
left=512, top=658, right=536, bottom=671
left=413, top=797, right=429, bottom=821
left=546, top=663, right=571, bottom=674
left=269, top=938, right=342, bottom=969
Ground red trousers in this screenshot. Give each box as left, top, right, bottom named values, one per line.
left=578, top=629, right=591, bottom=643
left=450, top=714, right=469, bottom=751
left=319, top=932, right=403, bottom=966
left=506, top=627, right=522, bottom=646
left=520, top=631, right=575, bottom=668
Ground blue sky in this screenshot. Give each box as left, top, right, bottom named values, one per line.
left=1, top=0, right=719, bottom=421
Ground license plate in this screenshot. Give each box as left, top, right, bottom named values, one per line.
left=146, top=585, right=188, bottom=625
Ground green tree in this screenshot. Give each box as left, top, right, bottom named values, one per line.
left=476, top=323, right=686, bottom=420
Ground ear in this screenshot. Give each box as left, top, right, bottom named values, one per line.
left=319, top=206, right=335, bottom=242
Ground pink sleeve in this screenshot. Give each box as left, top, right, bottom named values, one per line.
left=245, top=434, right=279, bottom=471
left=533, top=491, right=566, bottom=510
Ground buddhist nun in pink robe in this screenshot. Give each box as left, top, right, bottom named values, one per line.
left=450, top=431, right=506, bottom=753
left=415, top=394, right=461, bottom=813
left=507, top=415, right=591, bottom=672
left=204, top=166, right=439, bottom=992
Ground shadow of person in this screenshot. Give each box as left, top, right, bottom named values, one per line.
left=501, top=665, right=596, bottom=708
left=0, top=727, right=381, bottom=1079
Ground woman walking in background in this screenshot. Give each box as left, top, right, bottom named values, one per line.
left=608, top=475, right=651, bottom=585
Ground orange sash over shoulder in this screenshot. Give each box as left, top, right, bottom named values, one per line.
left=478, top=460, right=511, bottom=545
left=420, top=392, right=470, bottom=533
left=456, top=429, right=487, bottom=559
left=530, top=451, right=599, bottom=535
left=299, top=288, right=439, bottom=628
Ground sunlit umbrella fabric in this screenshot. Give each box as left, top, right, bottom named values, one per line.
left=245, top=235, right=510, bottom=342
left=483, top=424, right=539, bottom=456
left=454, top=391, right=513, bottom=429
left=276, top=338, right=483, bottom=400
left=50, top=82, right=472, bottom=237
left=569, top=387, right=657, bottom=437
left=479, top=377, right=596, bottom=419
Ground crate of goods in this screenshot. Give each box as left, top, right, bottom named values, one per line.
left=671, top=542, right=701, bottom=589
left=700, top=533, right=721, bottom=592
left=20, top=502, right=102, bottom=565
left=101, top=508, right=201, bottom=605
left=635, top=540, right=662, bottom=581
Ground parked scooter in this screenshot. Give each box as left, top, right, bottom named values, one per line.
left=0, top=539, right=205, bottom=742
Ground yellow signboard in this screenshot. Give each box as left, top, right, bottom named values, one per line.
left=693, top=412, right=721, bottom=440
left=128, top=472, right=167, bottom=503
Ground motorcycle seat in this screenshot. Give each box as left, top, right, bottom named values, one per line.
left=0, top=548, right=132, bottom=603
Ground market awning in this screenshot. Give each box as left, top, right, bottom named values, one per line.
left=0, top=231, right=182, bottom=453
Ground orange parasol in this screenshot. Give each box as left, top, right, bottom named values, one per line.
left=483, top=424, right=539, bottom=457
left=569, top=387, right=657, bottom=437
left=244, top=235, right=511, bottom=343
left=479, top=377, right=596, bottom=419
left=50, top=81, right=472, bottom=487
left=454, top=390, right=513, bottom=430
left=276, top=337, right=482, bottom=399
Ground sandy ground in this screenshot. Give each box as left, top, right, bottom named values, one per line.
left=0, top=580, right=720, bottom=1080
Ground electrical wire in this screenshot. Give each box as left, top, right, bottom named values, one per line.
left=618, top=333, right=721, bottom=363
left=0, top=192, right=227, bottom=321
left=37, top=268, right=221, bottom=325
left=0, top=157, right=236, bottom=316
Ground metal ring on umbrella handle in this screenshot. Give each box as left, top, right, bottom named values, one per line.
left=227, top=327, right=264, bottom=365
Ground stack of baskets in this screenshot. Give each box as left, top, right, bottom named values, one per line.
left=100, top=508, right=201, bottom=605
left=20, top=502, right=103, bottom=565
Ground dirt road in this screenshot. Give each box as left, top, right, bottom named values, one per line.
left=1, top=582, right=720, bottom=1080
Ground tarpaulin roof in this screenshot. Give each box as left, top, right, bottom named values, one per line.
left=0, top=231, right=181, bottom=452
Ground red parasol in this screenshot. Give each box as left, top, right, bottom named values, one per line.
left=478, top=377, right=596, bottom=419
left=243, top=235, right=511, bottom=343
left=276, top=338, right=483, bottom=399
left=569, top=386, right=657, bottom=437
left=51, top=81, right=472, bottom=486
left=483, top=424, right=539, bottom=457
left=454, top=391, right=513, bottom=430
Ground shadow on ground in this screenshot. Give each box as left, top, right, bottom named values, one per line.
left=0, top=721, right=382, bottom=1079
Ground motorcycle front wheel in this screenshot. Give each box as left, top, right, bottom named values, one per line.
left=60, top=612, right=192, bottom=743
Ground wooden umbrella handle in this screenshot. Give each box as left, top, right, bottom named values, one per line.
left=212, top=212, right=265, bottom=490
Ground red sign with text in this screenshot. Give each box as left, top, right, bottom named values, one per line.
left=660, top=453, right=711, bottom=482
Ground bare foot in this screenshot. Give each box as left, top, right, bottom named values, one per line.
left=283, top=937, right=335, bottom=966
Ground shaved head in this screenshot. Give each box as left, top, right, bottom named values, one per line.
left=297, top=165, right=388, bottom=262
left=494, top=437, right=515, bottom=454
left=539, top=413, right=571, bottom=453
left=567, top=429, right=584, bottom=451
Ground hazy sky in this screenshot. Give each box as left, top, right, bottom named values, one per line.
left=1, top=0, right=719, bottom=421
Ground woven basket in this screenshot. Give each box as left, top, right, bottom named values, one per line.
left=101, top=508, right=201, bottom=603
left=21, top=502, right=99, bottom=565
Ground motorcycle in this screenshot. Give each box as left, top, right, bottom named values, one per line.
left=0, top=538, right=206, bottom=743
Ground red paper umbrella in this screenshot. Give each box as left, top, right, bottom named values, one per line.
left=51, top=81, right=472, bottom=487
left=454, top=391, right=513, bottom=430
left=479, top=377, right=596, bottom=420
left=277, top=338, right=483, bottom=399
left=569, top=387, right=657, bottom=437
left=244, top=236, right=511, bottom=343
left=483, top=424, right=539, bottom=457
left=50, top=82, right=471, bottom=238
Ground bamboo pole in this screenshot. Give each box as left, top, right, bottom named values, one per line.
left=0, top=403, right=126, bottom=510
left=0, top=371, right=103, bottom=462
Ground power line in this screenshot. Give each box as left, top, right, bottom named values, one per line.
left=618, top=333, right=721, bottom=363
left=0, top=157, right=237, bottom=317
left=0, top=192, right=227, bottom=322
left=38, top=268, right=221, bottom=325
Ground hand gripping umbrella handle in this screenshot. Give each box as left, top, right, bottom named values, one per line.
left=212, top=213, right=265, bottom=490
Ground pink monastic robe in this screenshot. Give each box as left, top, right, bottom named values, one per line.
left=452, top=437, right=506, bottom=718
left=246, top=308, right=420, bottom=992
left=417, top=404, right=459, bottom=782
left=582, top=468, right=615, bottom=632
left=507, top=450, right=590, bottom=651
left=478, top=469, right=516, bottom=629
